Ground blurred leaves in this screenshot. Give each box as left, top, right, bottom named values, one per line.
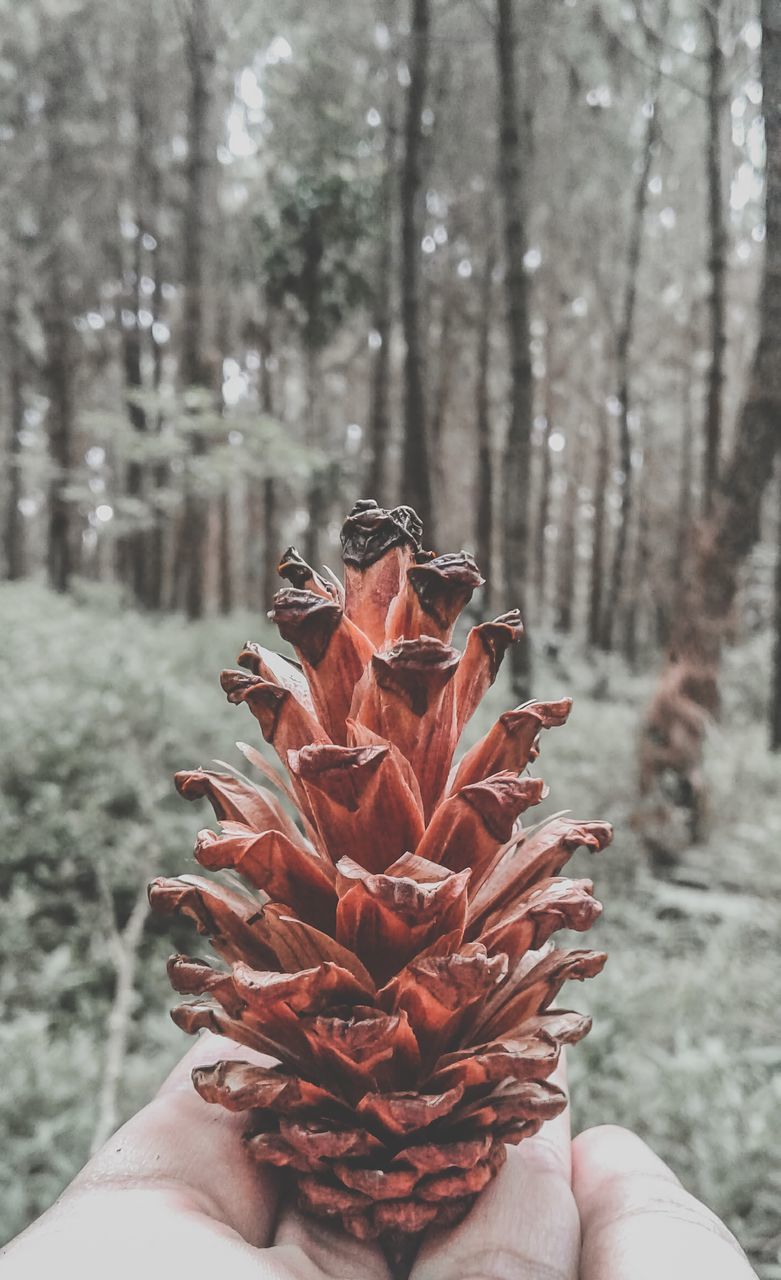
left=256, top=171, right=377, bottom=349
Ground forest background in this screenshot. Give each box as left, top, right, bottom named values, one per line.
left=1, top=0, right=780, bottom=1275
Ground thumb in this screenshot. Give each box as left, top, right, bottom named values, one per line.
left=72, top=1030, right=280, bottom=1248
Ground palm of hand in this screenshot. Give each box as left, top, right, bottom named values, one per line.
left=0, top=1034, right=755, bottom=1280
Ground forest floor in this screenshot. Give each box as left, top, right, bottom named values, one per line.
left=1, top=581, right=779, bottom=1274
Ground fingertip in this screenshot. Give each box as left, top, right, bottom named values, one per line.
left=155, top=1031, right=274, bottom=1097
left=572, top=1124, right=681, bottom=1203
left=572, top=1126, right=754, bottom=1280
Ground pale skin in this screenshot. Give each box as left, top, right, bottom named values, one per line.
left=1, top=1032, right=757, bottom=1280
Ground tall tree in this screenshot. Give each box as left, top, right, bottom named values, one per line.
left=475, top=239, right=495, bottom=607
left=119, top=9, right=158, bottom=605
left=702, top=0, right=727, bottom=516
left=179, top=0, right=217, bottom=620
left=534, top=322, right=555, bottom=616
left=3, top=260, right=24, bottom=581
left=588, top=409, right=610, bottom=649
left=599, top=24, right=666, bottom=651
left=400, top=0, right=434, bottom=537
left=259, top=317, right=281, bottom=608
left=366, top=76, right=397, bottom=506
left=144, top=144, right=168, bottom=612
left=623, top=448, right=652, bottom=667
left=556, top=426, right=581, bottom=635
left=639, top=0, right=781, bottom=846
left=669, top=360, right=696, bottom=634
left=772, top=464, right=781, bottom=751
left=495, top=0, right=533, bottom=697
left=42, top=31, right=80, bottom=594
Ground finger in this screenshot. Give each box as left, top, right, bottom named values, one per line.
left=155, top=1028, right=275, bottom=1094
left=572, top=1125, right=757, bottom=1280
left=272, top=1205, right=393, bottom=1280
left=70, top=1031, right=280, bottom=1248
left=412, top=1056, right=579, bottom=1280
left=2, top=1186, right=283, bottom=1280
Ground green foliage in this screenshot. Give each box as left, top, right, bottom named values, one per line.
left=69, top=398, right=322, bottom=541
left=1, top=586, right=779, bottom=1277
left=0, top=581, right=278, bottom=1243
left=256, top=171, right=377, bottom=349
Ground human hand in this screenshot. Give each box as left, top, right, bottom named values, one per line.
left=0, top=1034, right=757, bottom=1280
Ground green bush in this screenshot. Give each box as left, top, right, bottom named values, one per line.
left=1, top=582, right=779, bottom=1276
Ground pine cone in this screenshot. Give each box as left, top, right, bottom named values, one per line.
left=149, top=499, right=612, bottom=1252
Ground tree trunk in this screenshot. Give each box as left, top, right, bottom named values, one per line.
left=702, top=0, right=727, bottom=516
left=771, top=464, right=781, bottom=750
left=495, top=0, right=533, bottom=698
left=587, top=411, right=609, bottom=648
left=120, top=62, right=150, bottom=604
left=367, top=89, right=396, bottom=506
left=638, top=0, right=781, bottom=855
left=534, top=326, right=554, bottom=617
left=623, top=450, right=652, bottom=668
left=216, top=490, right=232, bottom=613
left=475, top=241, right=495, bottom=607
left=120, top=5, right=162, bottom=607
left=304, top=342, right=326, bottom=568
left=250, top=318, right=281, bottom=607
left=555, top=427, right=581, bottom=635
left=400, top=0, right=434, bottom=538
left=179, top=0, right=216, bottom=619
left=3, top=266, right=25, bottom=581
left=42, top=45, right=78, bottom=594
left=145, top=156, right=167, bottom=611
left=599, top=38, right=665, bottom=650
left=262, top=476, right=280, bottom=606
left=44, top=259, right=76, bottom=593
left=669, top=370, right=695, bottom=623
left=429, top=289, right=454, bottom=516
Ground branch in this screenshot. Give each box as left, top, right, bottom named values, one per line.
left=90, top=844, right=157, bottom=1154
left=592, top=10, right=707, bottom=99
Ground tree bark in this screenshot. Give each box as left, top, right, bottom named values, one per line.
left=120, top=33, right=154, bottom=605
left=588, top=411, right=609, bottom=648
left=262, top=476, right=280, bottom=606
left=495, top=0, right=533, bottom=697
left=303, top=342, right=326, bottom=568
left=179, top=0, right=216, bottom=619
left=251, top=318, right=282, bottom=607
left=429, top=288, right=454, bottom=514
left=670, top=369, right=695, bottom=622
left=42, top=42, right=78, bottom=594
left=623, top=450, right=652, bottom=668
left=638, top=0, right=781, bottom=851
left=218, top=489, right=233, bottom=613
left=400, top=0, right=434, bottom=538
left=3, top=264, right=25, bottom=581
left=599, top=40, right=665, bottom=651
left=119, top=3, right=166, bottom=608
left=534, top=325, right=554, bottom=617
left=555, top=427, right=581, bottom=635
left=475, top=241, right=495, bottom=607
left=145, top=152, right=167, bottom=612
left=771, top=464, right=781, bottom=750
left=366, top=91, right=396, bottom=506
left=702, top=0, right=727, bottom=516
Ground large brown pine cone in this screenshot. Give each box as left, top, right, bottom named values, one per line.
left=149, top=499, right=612, bottom=1252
